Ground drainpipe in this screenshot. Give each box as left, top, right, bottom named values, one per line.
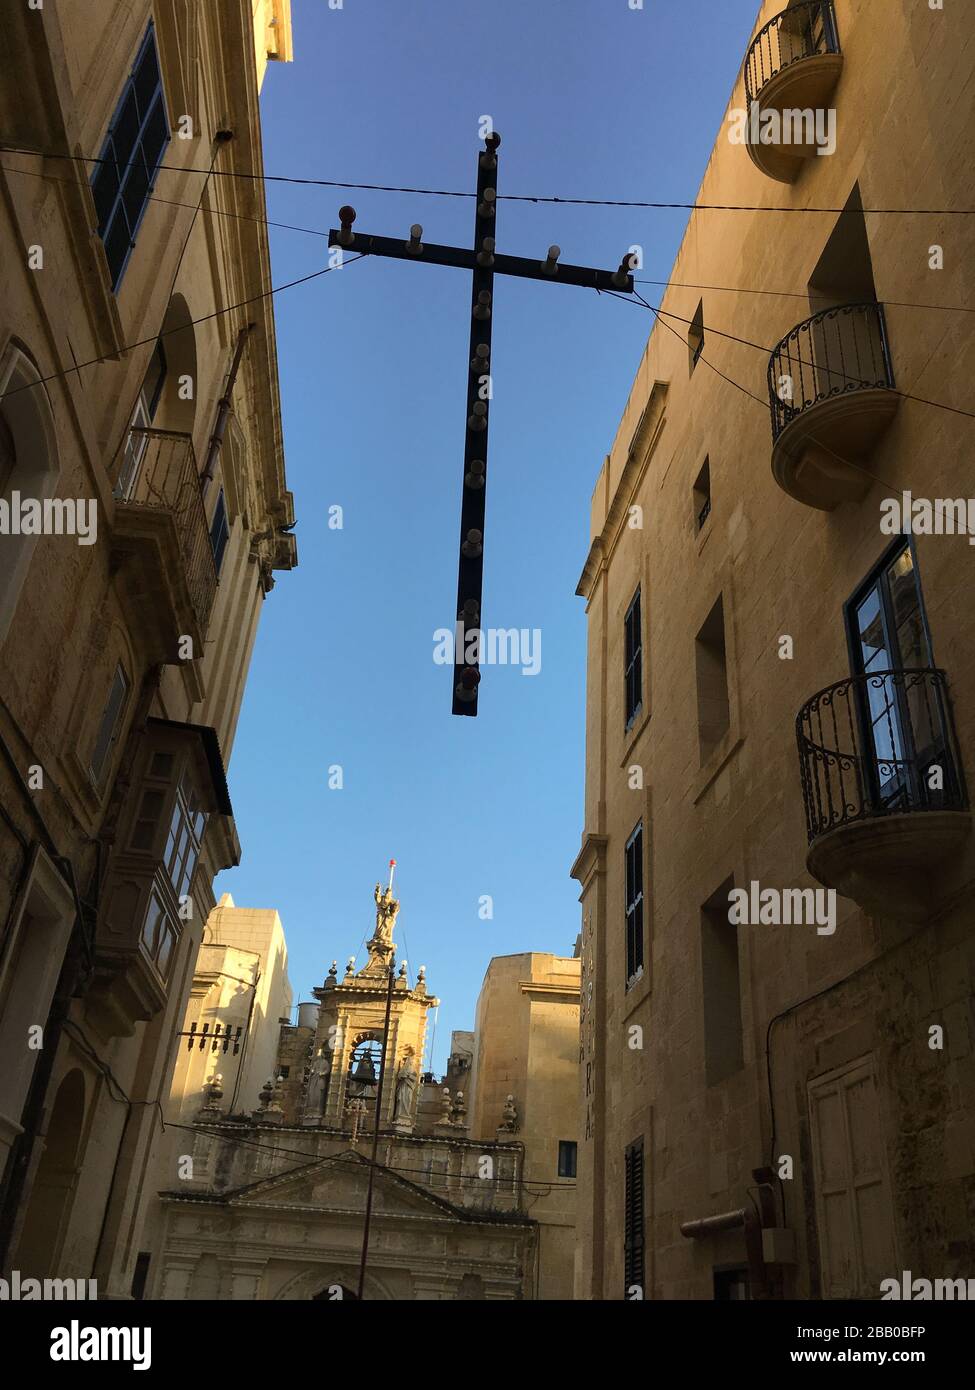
left=680, top=1199, right=771, bottom=1299
left=200, top=324, right=254, bottom=494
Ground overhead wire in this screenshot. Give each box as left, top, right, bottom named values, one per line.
left=3, top=144, right=973, bottom=214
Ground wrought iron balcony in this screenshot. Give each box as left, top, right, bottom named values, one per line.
left=744, top=1, right=842, bottom=182
left=796, top=669, right=970, bottom=919
left=111, top=428, right=218, bottom=675
left=767, top=302, right=899, bottom=509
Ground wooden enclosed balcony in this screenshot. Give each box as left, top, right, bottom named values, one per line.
left=796, top=669, right=970, bottom=921
left=110, top=428, right=218, bottom=671
left=768, top=301, right=899, bottom=510
left=744, top=1, right=843, bottom=183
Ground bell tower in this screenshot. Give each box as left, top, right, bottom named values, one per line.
left=299, top=863, right=438, bottom=1134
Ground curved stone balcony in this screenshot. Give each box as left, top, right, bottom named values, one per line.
left=768, top=301, right=899, bottom=510
left=796, top=669, right=970, bottom=921
left=744, top=0, right=843, bottom=182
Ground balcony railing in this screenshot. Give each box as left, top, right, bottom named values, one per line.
left=768, top=301, right=896, bottom=442
left=745, top=0, right=840, bottom=105
left=796, top=669, right=967, bottom=844
left=114, top=427, right=218, bottom=639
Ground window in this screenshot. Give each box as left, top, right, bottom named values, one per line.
left=131, top=1253, right=151, bottom=1301
left=0, top=849, right=76, bottom=1151
left=557, top=1140, right=578, bottom=1178
left=695, top=595, right=730, bottom=762
left=91, top=24, right=170, bottom=290
left=89, top=664, right=130, bottom=789
left=701, top=877, right=743, bottom=1086
left=140, top=889, right=176, bottom=980
left=624, top=821, right=644, bottom=988
left=688, top=299, right=705, bottom=373
left=624, top=1138, right=645, bottom=1298
left=844, top=539, right=950, bottom=812
left=0, top=344, right=61, bottom=645
left=624, top=588, right=643, bottom=730
left=0, top=410, right=14, bottom=495
left=209, top=489, right=230, bottom=575
left=693, top=456, right=711, bottom=531
left=164, top=774, right=207, bottom=900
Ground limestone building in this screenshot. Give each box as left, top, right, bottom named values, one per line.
left=468, top=953, right=581, bottom=1300
left=151, top=880, right=580, bottom=1299
left=0, top=1, right=295, bottom=1296
left=571, top=0, right=975, bottom=1299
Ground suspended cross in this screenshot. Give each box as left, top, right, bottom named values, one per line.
left=330, top=132, right=635, bottom=716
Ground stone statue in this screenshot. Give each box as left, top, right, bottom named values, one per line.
left=305, top=1046, right=332, bottom=1117
left=392, top=1053, right=418, bottom=1124
left=372, top=883, right=400, bottom=945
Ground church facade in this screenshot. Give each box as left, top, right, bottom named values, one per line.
left=148, top=876, right=576, bottom=1299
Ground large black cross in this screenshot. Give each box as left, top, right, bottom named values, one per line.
left=330, top=133, right=635, bottom=716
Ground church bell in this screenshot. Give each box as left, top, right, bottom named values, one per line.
left=350, top=1054, right=377, bottom=1086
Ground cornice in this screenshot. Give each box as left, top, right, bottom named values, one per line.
left=569, top=831, right=609, bottom=888
left=575, top=381, right=668, bottom=601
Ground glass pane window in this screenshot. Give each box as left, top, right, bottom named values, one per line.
left=89, top=664, right=130, bottom=788
left=165, top=775, right=207, bottom=900
left=625, top=821, right=644, bottom=986
left=91, top=24, right=170, bottom=290
left=846, top=540, right=942, bottom=811
left=130, top=788, right=166, bottom=852
left=209, top=490, right=230, bottom=575
left=624, top=588, right=643, bottom=730
left=140, top=891, right=176, bottom=981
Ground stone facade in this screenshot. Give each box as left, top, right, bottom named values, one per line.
left=571, top=0, right=975, bottom=1299
left=154, top=1132, right=534, bottom=1301
left=151, top=884, right=582, bottom=1298
left=469, top=953, right=581, bottom=1300
left=0, top=1, right=294, bottom=1296
left=151, top=880, right=538, bottom=1299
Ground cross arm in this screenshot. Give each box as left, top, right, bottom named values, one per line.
left=328, top=228, right=635, bottom=293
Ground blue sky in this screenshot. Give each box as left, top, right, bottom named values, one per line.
left=217, top=0, right=759, bottom=1071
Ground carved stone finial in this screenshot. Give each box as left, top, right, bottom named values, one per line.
left=499, top=1094, right=518, bottom=1133
left=198, top=1072, right=224, bottom=1119
left=439, top=1087, right=452, bottom=1123
left=326, top=960, right=338, bottom=985
left=261, top=1073, right=285, bottom=1125
left=451, top=1090, right=467, bottom=1127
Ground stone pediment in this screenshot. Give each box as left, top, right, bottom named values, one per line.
left=228, top=1150, right=466, bottom=1223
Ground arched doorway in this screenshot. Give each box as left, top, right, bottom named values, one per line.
left=16, top=1068, right=87, bottom=1277
left=0, top=342, right=60, bottom=645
